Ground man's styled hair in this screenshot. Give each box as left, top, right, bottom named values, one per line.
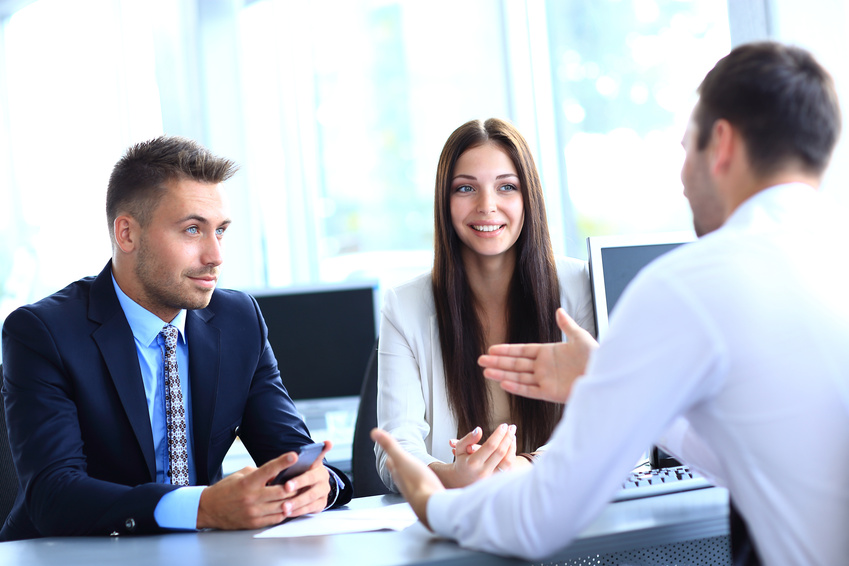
left=106, top=135, right=239, bottom=238
left=696, top=41, right=841, bottom=177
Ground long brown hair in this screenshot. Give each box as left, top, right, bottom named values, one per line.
left=432, top=118, right=562, bottom=452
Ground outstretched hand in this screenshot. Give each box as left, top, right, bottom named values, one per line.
left=371, top=428, right=444, bottom=530
left=478, top=308, right=598, bottom=403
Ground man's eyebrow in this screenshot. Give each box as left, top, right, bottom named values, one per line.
left=176, top=215, right=232, bottom=227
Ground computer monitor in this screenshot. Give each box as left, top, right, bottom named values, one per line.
left=587, top=231, right=695, bottom=340
left=249, top=281, right=379, bottom=401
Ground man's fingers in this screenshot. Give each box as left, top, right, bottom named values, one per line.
left=482, top=367, right=536, bottom=384
left=308, top=440, right=333, bottom=469
left=281, top=466, right=330, bottom=516
left=372, top=428, right=402, bottom=459
left=485, top=343, right=539, bottom=358
left=478, top=354, right=536, bottom=374
left=555, top=307, right=581, bottom=335
left=499, top=380, right=544, bottom=401
left=256, top=452, right=298, bottom=487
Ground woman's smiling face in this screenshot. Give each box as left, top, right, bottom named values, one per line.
left=449, top=142, right=524, bottom=260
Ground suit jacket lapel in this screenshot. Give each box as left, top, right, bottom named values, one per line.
left=186, top=307, right=220, bottom=485
left=88, top=262, right=157, bottom=481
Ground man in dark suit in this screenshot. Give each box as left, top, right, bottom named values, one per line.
left=0, top=136, right=352, bottom=541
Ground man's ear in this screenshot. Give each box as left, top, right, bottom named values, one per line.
left=113, top=215, right=139, bottom=254
left=709, top=119, right=736, bottom=176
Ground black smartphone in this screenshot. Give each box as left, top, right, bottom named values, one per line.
left=268, top=442, right=325, bottom=485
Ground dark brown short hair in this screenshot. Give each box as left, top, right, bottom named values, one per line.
left=696, top=42, right=841, bottom=177
left=106, top=135, right=238, bottom=238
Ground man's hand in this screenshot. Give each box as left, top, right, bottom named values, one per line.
left=371, top=428, right=444, bottom=530
left=197, top=441, right=333, bottom=530
left=433, top=424, right=517, bottom=488
left=479, top=308, right=598, bottom=403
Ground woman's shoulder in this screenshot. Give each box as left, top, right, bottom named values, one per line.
left=387, top=270, right=432, bottom=295
left=553, top=254, right=593, bottom=302
left=382, top=271, right=435, bottom=316
left=553, top=254, right=590, bottom=282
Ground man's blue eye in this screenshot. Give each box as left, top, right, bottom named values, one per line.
left=187, top=226, right=198, bottom=234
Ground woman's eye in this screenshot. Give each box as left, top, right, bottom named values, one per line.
left=455, top=185, right=473, bottom=193
left=500, top=184, right=518, bottom=192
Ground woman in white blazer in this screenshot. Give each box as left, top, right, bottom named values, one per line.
left=376, top=119, right=595, bottom=492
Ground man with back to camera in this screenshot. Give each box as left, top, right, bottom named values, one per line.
left=373, top=41, right=849, bottom=565
left=0, top=136, right=352, bottom=541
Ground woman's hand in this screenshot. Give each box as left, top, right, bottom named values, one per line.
left=430, top=423, right=517, bottom=488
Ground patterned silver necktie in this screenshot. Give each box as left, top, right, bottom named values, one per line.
left=161, top=324, right=189, bottom=486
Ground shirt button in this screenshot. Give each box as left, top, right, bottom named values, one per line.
left=124, top=518, right=136, bottom=531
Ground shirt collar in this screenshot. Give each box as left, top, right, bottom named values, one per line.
left=112, top=274, right=187, bottom=348
left=723, top=182, right=817, bottom=231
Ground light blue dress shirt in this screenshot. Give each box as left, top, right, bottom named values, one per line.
left=112, top=277, right=204, bottom=530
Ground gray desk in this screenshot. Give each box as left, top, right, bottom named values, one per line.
left=0, top=488, right=730, bottom=566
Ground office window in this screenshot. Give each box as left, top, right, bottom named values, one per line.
left=0, top=0, right=163, bottom=321
left=0, top=0, right=731, bottom=332
left=545, top=0, right=730, bottom=247
left=237, top=0, right=515, bottom=287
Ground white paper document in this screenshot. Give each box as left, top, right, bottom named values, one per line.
left=254, top=503, right=418, bottom=538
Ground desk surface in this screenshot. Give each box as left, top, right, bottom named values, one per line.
left=0, top=488, right=729, bottom=566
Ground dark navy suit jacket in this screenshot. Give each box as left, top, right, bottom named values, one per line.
left=0, top=262, right=352, bottom=540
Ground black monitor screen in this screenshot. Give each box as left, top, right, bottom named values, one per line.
left=587, top=232, right=694, bottom=339
left=600, top=243, right=684, bottom=316
left=251, top=283, right=377, bottom=400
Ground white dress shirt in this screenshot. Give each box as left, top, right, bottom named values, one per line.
left=376, top=256, right=595, bottom=491
left=427, top=184, right=849, bottom=565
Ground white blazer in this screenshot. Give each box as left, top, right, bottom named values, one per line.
left=375, top=256, right=596, bottom=491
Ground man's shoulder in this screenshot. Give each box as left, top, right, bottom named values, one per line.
left=1, top=274, right=105, bottom=348
left=208, top=287, right=255, bottom=307
left=10, top=275, right=98, bottom=320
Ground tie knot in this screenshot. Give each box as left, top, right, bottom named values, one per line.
left=161, top=325, right=178, bottom=350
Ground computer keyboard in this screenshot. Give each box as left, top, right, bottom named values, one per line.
left=613, top=465, right=712, bottom=502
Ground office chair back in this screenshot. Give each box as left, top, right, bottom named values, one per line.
left=0, top=364, right=19, bottom=524
left=351, top=340, right=391, bottom=497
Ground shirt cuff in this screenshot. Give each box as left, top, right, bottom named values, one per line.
left=325, top=467, right=343, bottom=509
left=154, top=486, right=206, bottom=530
left=425, top=489, right=455, bottom=540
